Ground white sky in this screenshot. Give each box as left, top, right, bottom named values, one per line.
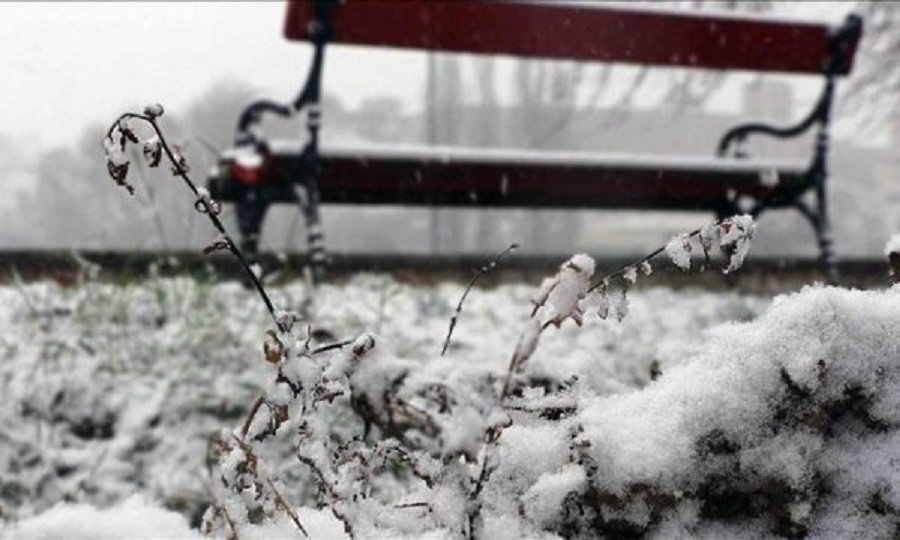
left=0, top=1, right=425, bottom=151
left=0, top=1, right=858, bottom=153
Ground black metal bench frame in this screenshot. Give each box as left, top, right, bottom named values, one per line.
left=209, top=0, right=863, bottom=283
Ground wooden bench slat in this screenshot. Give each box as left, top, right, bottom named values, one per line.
left=284, top=1, right=858, bottom=75
left=227, top=143, right=807, bottom=210
left=305, top=143, right=808, bottom=174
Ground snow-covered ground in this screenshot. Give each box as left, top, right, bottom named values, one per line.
left=0, top=275, right=761, bottom=530
left=3, top=273, right=899, bottom=538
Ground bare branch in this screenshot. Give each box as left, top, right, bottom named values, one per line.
left=441, top=243, right=518, bottom=356
left=103, top=111, right=286, bottom=332
left=267, top=478, right=309, bottom=538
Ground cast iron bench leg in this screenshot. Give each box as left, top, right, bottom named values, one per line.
left=236, top=187, right=265, bottom=259
left=813, top=74, right=839, bottom=285
left=302, top=178, right=327, bottom=284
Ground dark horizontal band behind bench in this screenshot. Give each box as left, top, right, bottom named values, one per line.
left=284, top=1, right=858, bottom=75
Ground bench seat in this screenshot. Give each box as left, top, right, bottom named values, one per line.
left=227, top=142, right=806, bottom=211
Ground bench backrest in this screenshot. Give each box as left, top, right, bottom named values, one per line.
left=284, top=1, right=860, bottom=76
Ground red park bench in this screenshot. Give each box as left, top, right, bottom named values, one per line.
left=207, top=0, right=862, bottom=282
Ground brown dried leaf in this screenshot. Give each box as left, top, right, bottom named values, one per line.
left=263, top=330, right=284, bottom=363
left=106, top=160, right=134, bottom=195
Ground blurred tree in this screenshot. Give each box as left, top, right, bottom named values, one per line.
left=427, top=54, right=467, bottom=253
left=356, top=96, right=404, bottom=142
left=842, top=2, right=900, bottom=130
left=182, top=79, right=257, bottom=151
left=14, top=125, right=153, bottom=249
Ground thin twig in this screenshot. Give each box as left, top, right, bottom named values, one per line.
left=394, top=502, right=430, bottom=509
left=297, top=454, right=357, bottom=540
left=218, top=504, right=241, bottom=540
left=441, top=243, right=518, bottom=356
left=586, top=225, right=706, bottom=294
left=105, top=112, right=285, bottom=332
left=239, top=395, right=266, bottom=442
left=267, top=478, right=309, bottom=537
left=312, top=339, right=353, bottom=355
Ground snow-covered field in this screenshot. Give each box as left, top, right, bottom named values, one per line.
left=2, top=272, right=899, bottom=538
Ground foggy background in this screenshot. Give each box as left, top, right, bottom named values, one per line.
left=1, top=1, right=898, bottom=259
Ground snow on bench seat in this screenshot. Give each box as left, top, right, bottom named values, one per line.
left=264, top=142, right=807, bottom=210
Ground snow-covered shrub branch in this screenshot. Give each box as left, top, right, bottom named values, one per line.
left=585, top=215, right=756, bottom=323
left=521, top=215, right=755, bottom=364
left=103, top=107, right=357, bottom=537
left=225, top=218, right=758, bottom=539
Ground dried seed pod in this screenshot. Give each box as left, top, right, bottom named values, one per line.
left=352, top=333, right=376, bottom=356
left=596, top=289, right=610, bottom=320
left=143, top=103, right=165, bottom=118
left=263, top=330, right=284, bottom=364
left=142, top=136, right=162, bottom=167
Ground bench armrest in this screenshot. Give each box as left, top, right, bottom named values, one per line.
left=716, top=98, right=825, bottom=158
left=717, top=13, right=862, bottom=158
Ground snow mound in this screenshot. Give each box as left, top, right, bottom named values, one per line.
left=505, top=285, right=900, bottom=538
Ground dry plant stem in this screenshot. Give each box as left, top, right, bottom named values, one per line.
left=586, top=225, right=705, bottom=294
left=228, top=435, right=308, bottom=538
left=267, top=478, right=309, bottom=537
left=216, top=502, right=241, bottom=540
left=498, top=353, right=520, bottom=406
left=441, top=243, right=519, bottom=356
left=106, top=113, right=284, bottom=332
left=297, top=454, right=357, bottom=540
left=311, top=339, right=354, bottom=355
left=394, top=502, right=430, bottom=509
left=222, top=506, right=240, bottom=540
left=470, top=317, right=542, bottom=540
left=239, top=395, right=266, bottom=442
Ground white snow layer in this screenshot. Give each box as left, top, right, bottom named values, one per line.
left=4, top=274, right=900, bottom=538
left=4, top=495, right=346, bottom=539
